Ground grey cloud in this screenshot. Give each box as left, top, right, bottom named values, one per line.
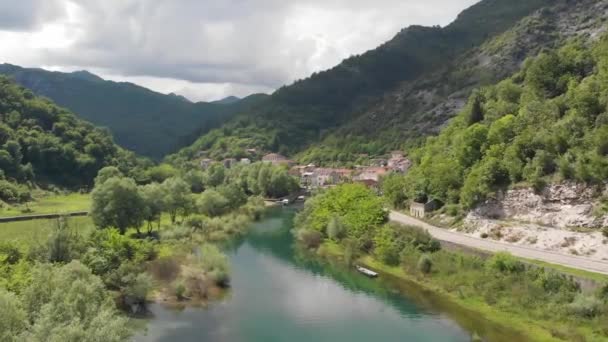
left=2, top=0, right=479, bottom=94
left=0, top=0, right=65, bottom=31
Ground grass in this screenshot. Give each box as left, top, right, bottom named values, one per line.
left=0, top=193, right=91, bottom=217
left=526, top=259, right=608, bottom=283
left=359, top=256, right=561, bottom=342
left=319, top=240, right=606, bottom=342
left=0, top=216, right=94, bottom=247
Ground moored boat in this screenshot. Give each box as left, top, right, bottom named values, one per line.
left=355, top=265, right=378, bottom=278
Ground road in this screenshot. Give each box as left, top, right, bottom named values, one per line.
left=389, top=211, right=608, bottom=275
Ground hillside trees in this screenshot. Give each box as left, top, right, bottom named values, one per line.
left=396, top=37, right=608, bottom=209
left=0, top=77, right=145, bottom=203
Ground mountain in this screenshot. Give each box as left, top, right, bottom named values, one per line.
left=0, top=76, right=144, bottom=203
left=0, top=64, right=268, bottom=159
left=212, top=96, right=241, bottom=105
left=171, top=0, right=606, bottom=166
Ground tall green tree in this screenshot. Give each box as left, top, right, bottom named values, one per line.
left=91, top=177, right=145, bottom=234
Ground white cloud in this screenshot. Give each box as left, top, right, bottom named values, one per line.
left=0, top=0, right=479, bottom=101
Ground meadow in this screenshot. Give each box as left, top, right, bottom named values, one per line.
left=0, top=193, right=91, bottom=217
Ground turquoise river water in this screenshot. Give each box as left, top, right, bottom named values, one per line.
left=134, top=207, right=527, bottom=342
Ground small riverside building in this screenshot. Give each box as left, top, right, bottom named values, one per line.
left=410, top=199, right=442, bottom=218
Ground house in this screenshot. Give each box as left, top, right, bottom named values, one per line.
left=240, top=158, right=251, bottom=165
left=311, top=168, right=340, bottom=188
left=246, top=148, right=257, bottom=154
left=355, top=167, right=388, bottom=182
left=387, top=151, right=411, bottom=173
left=262, top=153, right=293, bottom=166
left=409, top=199, right=442, bottom=218
left=200, top=158, right=213, bottom=170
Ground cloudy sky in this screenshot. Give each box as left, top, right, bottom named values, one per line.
left=0, top=0, right=479, bottom=102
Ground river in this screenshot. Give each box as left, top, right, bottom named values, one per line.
left=134, top=207, right=527, bottom=342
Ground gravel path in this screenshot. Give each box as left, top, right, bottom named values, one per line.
left=389, top=211, right=608, bottom=275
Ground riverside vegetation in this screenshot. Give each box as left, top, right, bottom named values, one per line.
left=0, top=160, right=299, bottom=341
left=295, top=183, right=608, bottom=341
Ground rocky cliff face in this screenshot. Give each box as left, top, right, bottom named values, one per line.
left=461, top=183, right=608, bottom=261
left=471, top=182, right=607, bottom=229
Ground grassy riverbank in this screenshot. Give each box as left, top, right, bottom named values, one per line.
left=318, top=240, right=607, bottom=342
left=297, top=184, right=608, bottom=342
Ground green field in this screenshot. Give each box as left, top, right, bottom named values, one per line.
left=0, top=193, right=91, bottom=217
left=0, top=216, right=94, bottom=246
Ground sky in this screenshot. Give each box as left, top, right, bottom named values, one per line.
left=0, top=0, right=479, bottom=102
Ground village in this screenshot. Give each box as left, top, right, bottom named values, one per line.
left=197, top=150, right=408, bottom=189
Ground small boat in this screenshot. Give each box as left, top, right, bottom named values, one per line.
left=355, top=265, right=378, bottom=278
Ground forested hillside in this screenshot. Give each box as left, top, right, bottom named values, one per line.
left=170, top=0, right=555, bottom=163
left=384, top=36, right=608, bottom=209
left=0, top=64, right=268, bottom=159
left=0, top=76, right=144, bottom=203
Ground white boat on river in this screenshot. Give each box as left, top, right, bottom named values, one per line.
left=355, top=265, right=378, bottom=278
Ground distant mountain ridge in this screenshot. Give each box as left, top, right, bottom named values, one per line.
left=169, top=0, right=558, bottom=163
left=0, top=64, right=268, bottom=159
left=212, top=96, right=241, bottom=105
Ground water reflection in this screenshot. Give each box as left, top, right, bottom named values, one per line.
left=135, top=208, right=525, bottom=342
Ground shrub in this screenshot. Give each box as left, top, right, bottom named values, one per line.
left=0, top=243, right=21, bottom=265
left=602, top=227, right=608, bottom=239
left=326, top=216, right=345, bottom=241
left=297, top=229, right=322, bottom=249
left=174, top=281, right=186, bottom=300
left=417, top=254, right=433, bottom=274
left=567, top=294, right=603, bottom=318
left=486, top=252, right=524, bottom=274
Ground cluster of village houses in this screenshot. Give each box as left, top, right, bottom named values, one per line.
left=198, top=150, right=411, bottom=190
left=197, top=150, right=441, bottom=217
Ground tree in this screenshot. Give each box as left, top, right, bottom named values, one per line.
left=91, top=177, right=145, bottom=234
left=197, top=190, right=229, bottom=217
left=20, top=261, right=132, bottom=341
left=140, top=183, right=165, bottom=234
left=267, top=167, right=298, bottom=198
left=0, top=289, right=27, bottom=341
left=146, top=164, right=178, bottom=183
left=95, top=166, right=123, bottom=186
left=204, top=163, right=225, bottom=187
left=161, top=177, right=194, bottom=223
left=183, top=169, right=205, bottom=193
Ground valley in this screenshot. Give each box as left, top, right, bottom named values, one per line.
left=1, top=0, right=608, bottom=341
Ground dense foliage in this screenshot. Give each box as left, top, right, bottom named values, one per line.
left=0, top=64, right=267, bottom=159
left=389, top=37, right=608, bottom=209
left=0, top=77, right=145, bottom=204
left=295, top=184, right=388, bottom=250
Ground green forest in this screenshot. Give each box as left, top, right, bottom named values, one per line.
left=0, top=77, right=145, bottom=204
left=384, top=36, right=608, bottom=209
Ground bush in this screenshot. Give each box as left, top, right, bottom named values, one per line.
left=418, top=254, right=433, bottom=274
left=326, top=216, right=345, bottom=241
left=297, top=229, right=322, bottom=249
left=0, top=243, right=21, bottom=265
left=486, top=252, right=524, bottom=274
left=198, top=244, right=230, bottom=287
left=174, top=281, right=186, bottom=300
left=567, top=294, right=603, bottom=318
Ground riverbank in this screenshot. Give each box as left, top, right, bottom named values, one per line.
left=317, top=240, right=604, bottom=342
